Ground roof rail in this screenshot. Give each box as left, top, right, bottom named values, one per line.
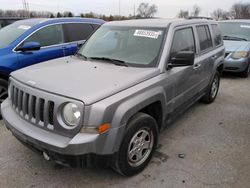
left=188, top=16, right=213, bottom=20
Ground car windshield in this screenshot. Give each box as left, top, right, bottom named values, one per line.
left=0, top=20, right=36, bottom=49
left=219, top=22, right=250, bottom=41
left=78, top=25, right=166, bottom=67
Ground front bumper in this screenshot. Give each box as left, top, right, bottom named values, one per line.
left=223, top=58, right=248, bottom=72
left=1, top=100, right=124, bottom=156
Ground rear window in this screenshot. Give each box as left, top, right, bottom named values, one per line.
left=196, top=25, right=213, bottom=52
left=63, top=23, right=94, bottom=43
left=211, top=24, right=222, bottom=46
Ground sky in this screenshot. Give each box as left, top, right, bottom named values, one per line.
left=0, top=0, right=245, bottom=18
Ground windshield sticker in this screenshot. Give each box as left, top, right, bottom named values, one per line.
left=134, top=30, right=162, bottom=39
left=240, top=25, right=250, bottom=29
left=18, top=25, right=31, bottom=30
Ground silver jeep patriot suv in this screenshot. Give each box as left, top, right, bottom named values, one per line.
left=2, top=19, right=224, bottom=176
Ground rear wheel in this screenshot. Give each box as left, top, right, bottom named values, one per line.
left=0, top=79, right=8, bottom=119
left=240, top=62, right=250, bottom=78
left=201, top=71, right=220, bottom=104
left=112, top=112, right=158, bottom=176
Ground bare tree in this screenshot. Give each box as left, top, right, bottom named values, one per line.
left=231, top=2, right=250, bottom=19
left=177, top=10, right=189, bottom=18
left=191, top=5, right=201, bottom=17
left=211, top=8, right=230, bottom=20
left=57, top=12, right=62, bottom=18
left=177, top=5, right=201, bottom=18
left=137, top=3, right=158, bottom=18
left=62, top=11, right=74, bottom=17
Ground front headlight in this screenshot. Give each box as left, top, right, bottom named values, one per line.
left=231, top=51, right=249, bottom=59
left=62, top=103, right=81, bottom=128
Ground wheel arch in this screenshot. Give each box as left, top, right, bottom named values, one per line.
left=109, top=87, right=166, bottom=152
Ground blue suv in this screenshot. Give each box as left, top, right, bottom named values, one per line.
left=0, top=18, right=104, bottom=106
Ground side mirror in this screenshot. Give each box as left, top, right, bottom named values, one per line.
left=168, top=51, right=195, bottom=68
left=77, top=42, right=85, bottom=50
left=17, top=41, right=41, bottom=52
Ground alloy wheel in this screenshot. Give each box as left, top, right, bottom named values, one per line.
left=127, top=128, right=154, bottom=167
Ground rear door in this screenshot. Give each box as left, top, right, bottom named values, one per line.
left=62, top=23, right=96, bottom=55
left=17, top=24, right=65, bottom=68
left=194, top=24, right=215, bottom=91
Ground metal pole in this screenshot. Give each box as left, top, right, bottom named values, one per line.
left=134, top=3, right=135, bottom=18
left=119, top=0, right=121, bottom=19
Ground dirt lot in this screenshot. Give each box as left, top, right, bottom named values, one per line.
left=0, top=74, right=249, bottom=188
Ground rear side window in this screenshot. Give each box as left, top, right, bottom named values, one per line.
left=170, top=27, right=196, bottom=59
left=25, top=24, right=64, bottom=47
left=63, top=23, right=94, bottom=43
left=196, top=25, right=213, bottom=52
left=211, top=24, right=222, bottom=46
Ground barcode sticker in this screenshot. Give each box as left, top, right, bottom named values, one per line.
left=134, top=30, right=162, bottom=39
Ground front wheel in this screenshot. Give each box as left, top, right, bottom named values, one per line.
left=112, top=113, right=158, bottom=176
left=201, top=71, right=220, bottom=104
left=0, top=79, right=8, bottom=119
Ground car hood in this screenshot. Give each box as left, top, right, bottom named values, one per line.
left=11, top=56, right=160, bottom=105
left=224, top=40, right=250, bottom=52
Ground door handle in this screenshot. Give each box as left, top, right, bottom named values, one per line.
left=193, top=63, right=201, bottom=70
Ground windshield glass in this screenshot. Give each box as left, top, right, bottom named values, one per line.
left=0, top=21, right=35, bottom=49
left=78, top=26, right=166, bottom=67
left=219, top=22, right=250, bottom=41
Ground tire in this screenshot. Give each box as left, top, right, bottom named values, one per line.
left=112, top=112, right=158, bottom=176
left=0, top=79, right=8, bottom=119
left=240, top=62, right=250, bottom=78
left=201, top=71, right=220, bottom=104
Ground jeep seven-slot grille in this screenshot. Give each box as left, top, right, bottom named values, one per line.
left=10, top=85, right=55, bottom=128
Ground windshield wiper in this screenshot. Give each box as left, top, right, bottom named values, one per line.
left=88, top=57, right=128, bottom=67
left=223, top=35, right=247, bottom=41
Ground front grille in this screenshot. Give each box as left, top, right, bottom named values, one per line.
left=10, top=84, right=55, bottom=129
left=8, top=78, right=84, bottom=138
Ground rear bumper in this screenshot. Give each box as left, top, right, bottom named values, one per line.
left=223, top=58, right=248, bottom=72
left=1, top=99, right=124, bottom=156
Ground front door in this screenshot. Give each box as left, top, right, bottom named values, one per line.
left=165, top=26, right=199, bottom=112
left=17, top=24, right=65, bottom=68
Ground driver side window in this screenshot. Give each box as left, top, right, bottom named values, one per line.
left=24, top=24, right=64, bottom=47
left=170, top=27, right=195, bottom=59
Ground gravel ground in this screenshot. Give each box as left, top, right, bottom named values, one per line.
left=0, top=74, right=249, bottom=188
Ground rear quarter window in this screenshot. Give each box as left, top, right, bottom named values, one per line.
left=211, top=24, right=223, bottom=46
left=91, top=24, right=101, bottom=31
left=196, top=25, right=213, bottom=52
left=63, top=23, right=94, bottom=43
